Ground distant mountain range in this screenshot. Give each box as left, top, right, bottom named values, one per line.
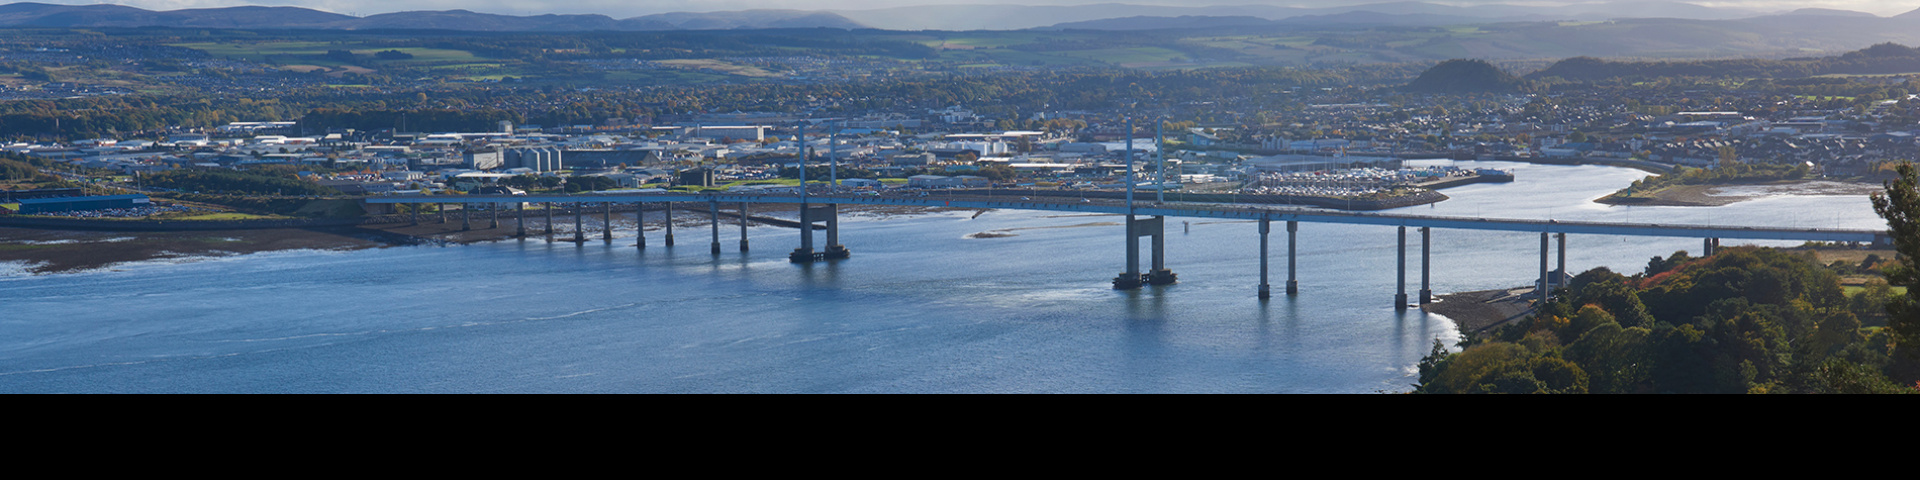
left=0, top=3, right=863, bottom=31
left=0, top=1, right=1916, bottom=32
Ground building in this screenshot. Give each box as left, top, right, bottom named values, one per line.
left=464, top=149, right=505, bottom=170
left=679, top=168, right=715, bottom=187
left=16, top=194, right=149, bottom=214
left=691, top=126, right=768, bottom=142
left=504, top=147, right=564, bottom=172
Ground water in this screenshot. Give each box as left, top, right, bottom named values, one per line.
left=0, top=161, right=1886, bottom=393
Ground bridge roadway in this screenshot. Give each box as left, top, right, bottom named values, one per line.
left=366, top=191, right=1884, bottom=242
left=365, top=191, right=1887, bottom=307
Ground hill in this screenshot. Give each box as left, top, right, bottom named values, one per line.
left=0, top=3, right=867, bottom=31
left=1405, top=59, right=1531, bottom=93
left=1528, top=42, right=1920, bottom=82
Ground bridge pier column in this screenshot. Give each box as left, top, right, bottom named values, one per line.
left=544, top=203, right=554, bottom=236
left=1395, top=226, right=1408, bottom=310
left=573, top=203, right=584, bottom=243
left=1556, top=232, right=1567, bottom=287
left=635, top=202, right=646, bottom=249
left=824, top=204, right=848, bottom=259
left=490, top=204, right=499, bottom=230
left=410, top=205, right=418, bottom=226
left=516, top=202, right=526, bottom=237
left=1420, top=227, right=1432, bottom=305
left=739, top=202, right=750, bottom=252
left=1286, top=220, right=1299, bottom=295
left=439, top=203, right=447, bottom=224
left=790, top=201, right=815, bottom=262
left=1114, top=214, right=1143, bottom=289
left=1146, top=216, right=1175, bottom=285
left=1258, top=218, right=1271, bottom=299
left=710, top=199, right=722, bottom=255
left=664, top=202, right=675, bottom=246
left=603, top=203, right=613, bottom=242
left=1539, top=232, right=1550, bottom=305
left=461, top=205, right=470, bottom=231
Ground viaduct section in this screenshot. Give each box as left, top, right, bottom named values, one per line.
left=366, top=191, right=1886, bottom=310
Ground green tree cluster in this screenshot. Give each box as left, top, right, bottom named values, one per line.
left=1416, top=247, right=1914, bottom=394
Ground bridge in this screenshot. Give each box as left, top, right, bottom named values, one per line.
left=363, top=190, right=1887, bottom=310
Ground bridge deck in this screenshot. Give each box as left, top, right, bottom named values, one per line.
left=364, top=192, right=1886, bottom=243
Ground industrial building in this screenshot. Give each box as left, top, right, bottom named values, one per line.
left=16, top=194, right=150, bottom=214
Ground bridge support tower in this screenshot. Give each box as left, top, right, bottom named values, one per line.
left=1114, top=215, right=1175, bottom=289
left=790, top=203, right=849, bottom=262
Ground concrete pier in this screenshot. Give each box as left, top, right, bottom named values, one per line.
left=1115, top=215, right=1174, bottom=288
left=791, top=204, right=849, bottom=262
left=1419, top=227, right=1432, bottom=305
left=573, top=203, right=584, bottom=243
left=544, top=203, right=554, bottom=236
left=739, top=202, right=750, bottom=252
left=1395, top=226, right=1408, bottom=310
left=1539, top=232, right=1550, bottom=304
left=1115, top=214, right=1142, bottom=289
left=439, top=203, right=447, bottom=224
left=1258, top=218, right=1271, bottom=299
left=1555, top=232, right=1567, bottom=287
left=824, top=204, right=849, bottom=259
left=1146, top=216, right=1175, bottom=285
left=516, top=202, right=526, bottom=237
left=710, top=199, right=722, bottom=255
left=489, top=204, right=498, bottom=230
left=635, top=202, right=646, bottom=249
left=664, top=202, right=675, bottom=246
left=790, top=199, right=814, bottom=262
left=461, top=205, right=470, bottom=231
left=1286, top=220, right=1299, bottom=295
left=603, top=203, right=613, bottom=242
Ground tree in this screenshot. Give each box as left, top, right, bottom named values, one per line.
left=1871, top=164, right=1920, bottom=356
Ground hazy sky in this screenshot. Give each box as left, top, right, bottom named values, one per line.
left=52, top=0, right=1920, bottom=18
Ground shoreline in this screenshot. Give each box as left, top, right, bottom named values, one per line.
left=1594, top=179, right=1881, bottom=207
left=1423, top=287, right=1538, bottom=334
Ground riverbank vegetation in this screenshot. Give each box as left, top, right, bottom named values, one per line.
left=1415, top=247, right=1918, bottom=394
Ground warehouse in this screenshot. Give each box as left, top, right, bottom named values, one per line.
left=16, top=194, right=150, bottom=214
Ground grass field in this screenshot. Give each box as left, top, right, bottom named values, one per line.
left=655, top=59, right=778, bottom=77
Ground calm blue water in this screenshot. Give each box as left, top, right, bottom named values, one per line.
left=0, top=161, right=1886, bottom=393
